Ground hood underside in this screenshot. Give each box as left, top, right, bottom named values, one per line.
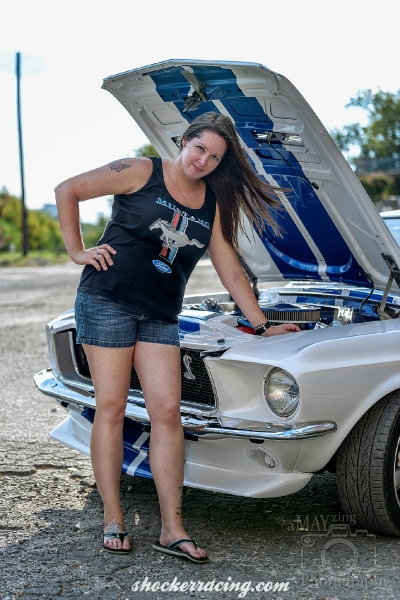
left=102, top=59, right=400, bottom=293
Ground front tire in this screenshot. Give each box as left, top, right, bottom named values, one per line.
left=336, top=389, right=400, bottom=536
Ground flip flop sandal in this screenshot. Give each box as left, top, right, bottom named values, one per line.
left=153, top=538, right=209, bottom=563
left=102, top=530, right=131, bottom=554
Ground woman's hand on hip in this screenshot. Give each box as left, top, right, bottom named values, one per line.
left=71, top=244, right=117, bottom=271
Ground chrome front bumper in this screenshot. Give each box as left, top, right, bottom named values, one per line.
left=34, top=369, right=337, bottom=441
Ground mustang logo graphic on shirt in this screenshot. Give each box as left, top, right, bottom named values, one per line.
left=150, top=213, right=204, bottom=265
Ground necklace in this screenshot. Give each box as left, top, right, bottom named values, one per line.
left=170, top=160, right=202, bottom=209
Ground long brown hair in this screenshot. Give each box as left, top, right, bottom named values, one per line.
left=182, top=112, right=282, bottom=248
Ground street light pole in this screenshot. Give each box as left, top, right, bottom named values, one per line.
left=16, top=51, right=28, bottom=256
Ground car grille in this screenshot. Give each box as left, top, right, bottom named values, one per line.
left=71, top=331, right=215, bottom=407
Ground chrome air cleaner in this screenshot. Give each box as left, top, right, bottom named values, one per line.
left=260, top=303, right=321, bottom=324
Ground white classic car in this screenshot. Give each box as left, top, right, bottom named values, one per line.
left=381, top=210, right=400, bottom=247
left=34, top=59, right=400, bottom=537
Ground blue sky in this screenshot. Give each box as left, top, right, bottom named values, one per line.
left=1, top=0, right=399, bottom=223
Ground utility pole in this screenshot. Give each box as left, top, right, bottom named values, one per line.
left=16, top=52, right=28, bottom=255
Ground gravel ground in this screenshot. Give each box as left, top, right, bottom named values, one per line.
left=0, top=262, right=399, bottom=600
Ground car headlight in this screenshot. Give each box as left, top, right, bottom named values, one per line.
left=263, top=368, right=300, bottom=418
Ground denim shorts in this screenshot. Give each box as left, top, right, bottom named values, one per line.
left=75, top=291, right=180, bottom=348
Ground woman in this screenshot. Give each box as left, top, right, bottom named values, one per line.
left=55, top=112, right=300, bottom=563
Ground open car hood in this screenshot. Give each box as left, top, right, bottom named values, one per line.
left=102, top=59, right=400, bottom=292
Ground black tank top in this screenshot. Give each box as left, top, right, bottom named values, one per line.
left=77, top=157, right=217, bottom=323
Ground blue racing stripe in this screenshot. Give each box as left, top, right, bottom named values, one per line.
left=81, top=408, right=153, bottom=479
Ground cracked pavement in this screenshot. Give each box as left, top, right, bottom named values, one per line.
left=0, top=262, right=399, bottom=599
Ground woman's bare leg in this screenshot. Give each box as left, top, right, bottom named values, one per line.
left=133, top=342, right=207, bottom=560
left=83, top=344, right=135, bottom=551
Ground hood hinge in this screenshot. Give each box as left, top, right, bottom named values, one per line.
left=376, top=274, right=395, bottom=319
left=376, top=254, right=400, bottom=320
left=382, top=254, right=400, bottom=287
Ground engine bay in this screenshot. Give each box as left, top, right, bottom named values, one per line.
left=181, top=283, right=400, bottom=336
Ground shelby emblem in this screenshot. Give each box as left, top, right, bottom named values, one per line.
left=183, top=354, right=196, bottom=381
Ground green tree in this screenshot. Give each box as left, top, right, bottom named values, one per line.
left=134, top=143, right=160, bottom=158
left=357, top=174, right=392, bottom=203
left=81, top=216, right=109, bottom=248
left=331, top=89, right=400, bottom=158
left=0, top=192, right=22, bottom=250
left=28, top=210, right=64, bottom=251
left=0, top=190, right=64, bottom=252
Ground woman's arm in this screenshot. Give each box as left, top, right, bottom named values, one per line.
left=208, top=206, right=300, bottom=337
left=55, top=158, right=152, bottom=271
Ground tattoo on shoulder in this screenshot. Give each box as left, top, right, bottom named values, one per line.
left=108, top=160, right=132, bottom=173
